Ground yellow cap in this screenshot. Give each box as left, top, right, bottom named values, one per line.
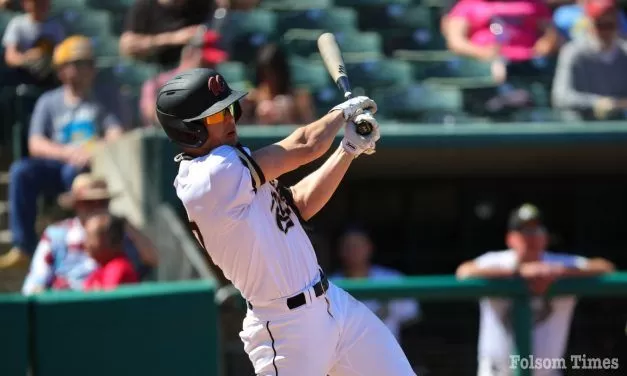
left=53, top=35, right=94, bottom=67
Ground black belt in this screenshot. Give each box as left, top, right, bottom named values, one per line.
left=247, top=274, right=329, bottom=311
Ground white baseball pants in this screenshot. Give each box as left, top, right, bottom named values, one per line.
left=239, top=281, right=416, bottom=376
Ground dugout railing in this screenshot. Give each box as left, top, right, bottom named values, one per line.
left=1, top=273, right=626, bottom=376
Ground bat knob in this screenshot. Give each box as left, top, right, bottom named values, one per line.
left=355, top=120, right=373, bottom=136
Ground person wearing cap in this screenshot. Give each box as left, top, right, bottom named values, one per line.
left=20, top=173, right=157, bottom=294
left=2, top=0, right=65, bottom=87
left=553, top=0, right=627, bottom=120
left=140, top=27, right=229, bottom=127
left=1, top=35, right=126, bottom=269
left=456, top=203, right=615, bottom=376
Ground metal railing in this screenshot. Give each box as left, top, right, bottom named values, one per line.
left=334, top=272, right=627, bottom=376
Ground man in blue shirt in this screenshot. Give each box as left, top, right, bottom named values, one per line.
left=0, top=35, right=125, bottom=269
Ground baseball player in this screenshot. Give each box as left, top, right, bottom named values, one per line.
left=156, top=68, right=416, bottom=376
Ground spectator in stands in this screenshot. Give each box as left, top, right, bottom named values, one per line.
left=553, top=0, right=627, bottom=41
left=20, top=174, right=157, bottom=294
left=443, top=0, right=560, bottom=81
left=552, top=0, right=627, bottom=120
left=140, top=27, right=228, bottom=127
left=239, top=44, right=315, bottom=125
left=456, top=203, right=615, bottom=376
left=83, top=213, right=139, bottom=291
left=2, top=0, right=64, bottom=88
left=120, top=0, right=214, bottom=68
left=0, top=36, right=126, bottom=270
left=331, top=226, right=420, bottom=342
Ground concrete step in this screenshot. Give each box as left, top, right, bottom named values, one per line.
left=0, top=171, right=8, bottom=200
left=0, top=229, right=11, bottom=255
left=0, top=201, right=7, bottom=230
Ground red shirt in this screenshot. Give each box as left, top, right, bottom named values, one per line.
left=83, top=256, right=139, bottom=291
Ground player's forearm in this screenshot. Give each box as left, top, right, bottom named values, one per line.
left=559, top=258, right=615, bottom=277
left=456, top=263, right=516, bottom=279
left=290, top=145, right=352, bottom=221
left=296, top=111, right=345, bottom=161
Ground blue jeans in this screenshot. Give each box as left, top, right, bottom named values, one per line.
left=9, top=158, right=85, bottom=255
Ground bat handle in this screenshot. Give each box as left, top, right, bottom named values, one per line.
left=343, top=91, right=374, bottom=136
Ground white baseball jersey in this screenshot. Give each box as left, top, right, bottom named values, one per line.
left=174, top=144, right=320, bottom=304
left=474, top=250, right=589, bottom=376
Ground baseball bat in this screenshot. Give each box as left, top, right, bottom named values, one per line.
left=317, top=33, right=373, bottom=136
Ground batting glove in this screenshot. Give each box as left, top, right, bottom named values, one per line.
left=341, top=113, right=380, bottom=157
left=330, top=96, right=378, bottom=121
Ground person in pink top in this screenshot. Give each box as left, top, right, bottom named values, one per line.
left=444, top=0, right=560, bottom=79
left=140, top=27, right=228, bottom=127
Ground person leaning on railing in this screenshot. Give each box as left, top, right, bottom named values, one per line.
left=456, top=203, right=615, bottom=376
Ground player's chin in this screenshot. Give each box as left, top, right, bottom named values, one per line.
left=225, top=131, right=238, bottom=145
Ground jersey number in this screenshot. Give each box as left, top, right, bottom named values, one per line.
left=189, top=221, right=207, bottom=250
left=270, top=189, right=294, bottom=234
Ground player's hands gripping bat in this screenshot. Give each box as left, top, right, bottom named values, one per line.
left=318, top=33, right=376, bottom=136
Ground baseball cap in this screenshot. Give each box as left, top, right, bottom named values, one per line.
left=188, top=28, right=228, bottom=65
left=507, top=203, right=543, bottom=231
left=586, top=0, right=617, bottom=19
left=52, top=35, right=94, bottom=66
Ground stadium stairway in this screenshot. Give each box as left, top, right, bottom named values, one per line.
left=0, top=150, right=27, bottom=293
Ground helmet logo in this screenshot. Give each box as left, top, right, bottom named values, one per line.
left=208, top=75, right=226, bottom=96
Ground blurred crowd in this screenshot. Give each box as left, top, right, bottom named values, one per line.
left=0, top=0, right=624, bottom=375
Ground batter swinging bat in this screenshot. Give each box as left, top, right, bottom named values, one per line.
left=317, top=33, right=373, bottom=136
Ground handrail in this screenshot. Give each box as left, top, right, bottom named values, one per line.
left=334, top=272, right=627, bottom=376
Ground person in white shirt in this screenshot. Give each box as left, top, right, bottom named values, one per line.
left=331, top=226, right=420, bottom=341
left=156, top=68, right=415, bottom=376
left=456, top=203, right=615, bottom=376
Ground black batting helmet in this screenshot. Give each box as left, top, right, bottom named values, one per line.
left=156, top=68, right=247, bottom=149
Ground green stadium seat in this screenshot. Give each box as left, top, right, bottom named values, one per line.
left=111, top=60, right=160, bottom=88
left=50, top=0, right=86, bottom=14
left=334, top=31, right=382, bottom=55
left=260, top=0, right=332, bottom=10
left=222, top=10, right=278, bottom=62
left=381, top=29, right=446, bottom=55
left=216, top=61, right=249, bottom=88
left=312, top=86, right=344, bottom=117
left=86, top=0, right=134, bottom=12
left=346, top=59, right=413, bottom=91
left=357, top=5, right=432, bottom=31
left=91, top=36, right=120, bottom=59
left=0, top=11, right=18, bottom=36
left=57, top=9, right=113, bottom=38
left=335, top=0, right=411, bottom=6
left=372, top=84, right=463, bottom=120
left=289, top=57, right=330, bottom=91
left=282, top=30, right=383, bottom=60
left=278, top=8, right=358, bottom=34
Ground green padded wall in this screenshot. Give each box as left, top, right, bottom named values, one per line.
left=0, top=294, right=29, bottom=376
left=31, top=281, right=219, bottom=376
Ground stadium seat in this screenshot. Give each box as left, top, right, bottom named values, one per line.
left=215, top=61, right=250, bottom=90
left=357, top=5, right=432, bottom=31
left=312, top=86, right=344, bottom=117
left=260, top=0, right=332, bottom=10
left=335, top=0, right=411, bottom=6
left=277, top=8, right=358, bottom=34
left=86, top=0, right=133, bottom=12
left=50, top=0, right=86, bottom=14
left=289, top=56, right=330, bottom=91
left=381, top=29, right=447, bottom=55
left=509, top=108, right=583, bottom=123
left=282, top=30, right=383, bottom=60
left=346, top=59, right=413, bottom=91
left=0, top=11, right=18, bottom=36
left=57, top=9, right=113, bottom=38
left=372, top=84, right=463, bottom=120
left=221, top=10, right=278, bottom=63
left=91, top=36, right=120, bottom=59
